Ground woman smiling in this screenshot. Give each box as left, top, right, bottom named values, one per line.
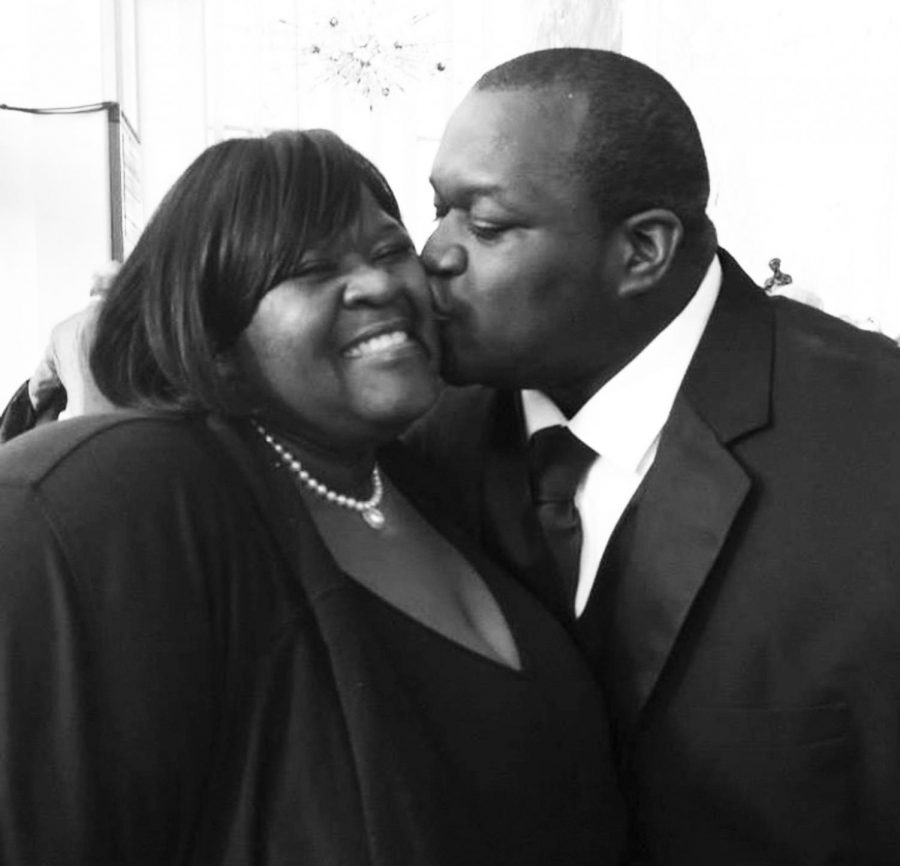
left=0, top=130, right=624, bottom=865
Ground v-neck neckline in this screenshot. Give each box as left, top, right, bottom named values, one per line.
left=343, top=571, right=531, bottom=679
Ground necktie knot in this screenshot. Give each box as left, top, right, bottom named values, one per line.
left=528, top=425, right=596, bottom=503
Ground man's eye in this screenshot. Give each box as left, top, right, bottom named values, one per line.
left=433, top=203, right=449, bottom=220
left=470, top=222, right=507, bottom=241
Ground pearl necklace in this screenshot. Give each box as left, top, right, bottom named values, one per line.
left=252, top=420, right=386, bottom=530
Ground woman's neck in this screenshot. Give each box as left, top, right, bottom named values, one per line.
left=256, top=419, right=379, bottom=500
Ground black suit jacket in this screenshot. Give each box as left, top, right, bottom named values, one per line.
left=407, top=250, right=900, bottom=865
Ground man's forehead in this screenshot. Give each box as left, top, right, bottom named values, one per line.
left=456, top=86, right=586, bottom=131
left=431, top=89, right=585, bottom=199
left=436, top=88, right=586, bottom=163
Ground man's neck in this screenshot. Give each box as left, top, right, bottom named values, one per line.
left=543, top=245, right=718, bottom=417
left=534, top=252, right=722, bottom=420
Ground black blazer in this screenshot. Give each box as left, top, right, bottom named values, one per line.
left=407, top=250, right=900, bottom=865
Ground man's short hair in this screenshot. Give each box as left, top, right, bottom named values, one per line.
left=475, top=48, right=711, bottom=236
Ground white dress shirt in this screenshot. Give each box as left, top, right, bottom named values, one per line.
left=521, top=256, right=722, bottom=616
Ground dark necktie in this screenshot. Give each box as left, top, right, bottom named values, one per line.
left=527, top=425, right=597, bottom=613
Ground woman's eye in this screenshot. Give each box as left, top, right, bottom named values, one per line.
left=373, top=240, right=414, bottom=262
left=294, top=260, right=336, bottom=279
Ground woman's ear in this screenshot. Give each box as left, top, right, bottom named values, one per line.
left=214, top=347, right=259, bottom=414
left=618, top=209, right=683, bottom=298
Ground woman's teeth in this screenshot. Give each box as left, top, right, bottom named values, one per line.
left=345, top=330, right=411, bottom=358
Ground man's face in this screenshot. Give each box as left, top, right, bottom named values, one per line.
left=422, top=87, right=627, bottom=400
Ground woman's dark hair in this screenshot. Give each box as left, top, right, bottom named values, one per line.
left=90, top=129, right=401, bottom=413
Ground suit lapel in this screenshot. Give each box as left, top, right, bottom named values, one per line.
left=600, top=396, right=751, bottom=731
left=588, top=250, right=775, bottom=733
left=681, top=248, right=774, bottom=441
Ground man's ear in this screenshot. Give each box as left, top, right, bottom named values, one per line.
left=618, top=209, right=683, bottom=298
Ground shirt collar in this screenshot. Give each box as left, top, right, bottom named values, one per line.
left=522, top=254, right=722, bottom=472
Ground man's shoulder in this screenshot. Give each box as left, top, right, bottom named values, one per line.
left=770, top=295, right=900, bottom=393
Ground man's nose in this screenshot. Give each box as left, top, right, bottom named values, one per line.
left=421, top=232, right=467, bottom=277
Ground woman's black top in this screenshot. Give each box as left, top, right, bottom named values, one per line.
left=350, top=565, right=620, bottom=866
left=0, top=413, right=625, bottom=865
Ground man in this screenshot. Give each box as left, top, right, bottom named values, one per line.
left=409, top=48, right=900, bottom=864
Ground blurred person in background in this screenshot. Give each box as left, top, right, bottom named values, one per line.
left=0, top=263, right=118, bottom=442
left=28, top=260, right=120, bottom=418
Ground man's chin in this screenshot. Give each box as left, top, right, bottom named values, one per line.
left=438, top=344, right=505, bottom=389
left=437, top=359, right=474, bottom=387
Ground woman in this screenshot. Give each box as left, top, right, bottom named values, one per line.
left=0, top=130, right=625, bottom=864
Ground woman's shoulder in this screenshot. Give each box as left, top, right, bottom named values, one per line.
left=0, top=410, right=222, bottom=491
left=0, top=411, right=295, bottom=644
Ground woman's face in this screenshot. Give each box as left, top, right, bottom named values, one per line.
left=236, top=188, right=441, bottom=452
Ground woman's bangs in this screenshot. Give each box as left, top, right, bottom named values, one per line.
left=267, top=148, right=365, bottom=284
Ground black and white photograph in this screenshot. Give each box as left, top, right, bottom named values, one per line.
left=1, top=2, right=899, bottom=863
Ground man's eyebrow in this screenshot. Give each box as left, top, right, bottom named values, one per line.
left=429, top=180, right=505, bottom=201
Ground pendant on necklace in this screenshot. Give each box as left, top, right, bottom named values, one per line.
left=252, top=421, right=387, bottom=531
left=362, top=506, right=386, bottom=530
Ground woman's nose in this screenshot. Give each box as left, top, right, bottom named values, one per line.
left=343, top=264, right=401, bottom=306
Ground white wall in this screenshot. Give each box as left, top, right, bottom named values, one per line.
left=140, top=0, right=623, bottom=248
left=137, top=0, right=208, bottom=229
left=6, top=0, right=899, bottom=410
left=0, top=0, right=625, bottom=405
left=0, top=0, right=117, bottom=401
left=623, top=0, right=900, bottom=335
